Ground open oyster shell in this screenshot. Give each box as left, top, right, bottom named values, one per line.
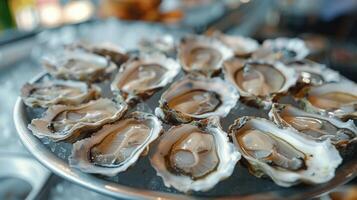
left=43, top=49, right=117, bottom=83
left=21, top=79, right=101, bottom=108
left=285, top=59, right=340, bottom=86
left=178, top=35, right=233, bottom=77
left=269, top=103, right=357, bottom=148
left=223, top=58, right=298, bottom=108
left=69, top=112, right=162, bottom=176
left=296, top=82, right=357, bottom=120
left=229, top=116, right=342, bottom=187
left=252, top=38, right=309, bottom=62
left=155, top=76, right=239, bottom=124
left=212, top=32, right=259, bottom=57
left=28, top=98, right=127, bottom=142
left=72, top=42, right=129, bottom=66
left=150, top=118, right=240, bottom=192
left=111, top=53, right=180, bottom=103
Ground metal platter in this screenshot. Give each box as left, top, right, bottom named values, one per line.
left=14, top=70, right=357, bottom=200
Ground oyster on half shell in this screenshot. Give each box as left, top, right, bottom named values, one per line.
left=28, top=98, right=127, bottom=142
left=252, top=38, right=309, bottom=63
left=111, top=53, right=180, bottom=103
left=178, top=35, right=233, bottom=77
left=212, top=32, right=259, bottom=57
left=155, top=76, right=239, bottom=124
left=21, top=79, right=100, bottom=108
left=43, top=49, right=116, bottom=82
left=296, top=82, right=357, bottom=120
left=285, top=59, right=340, bottom=86
left=223, top=58, right=298, bottom=108
left=229, top=116, right=342, bottom=187
left=150, top=118, right=240, bottom=192
left=69, top=112, right=162, bottom=176
left=269, top=104, right=357, bottom=148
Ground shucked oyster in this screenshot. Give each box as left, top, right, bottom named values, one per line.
left=150, top=118, right=240, bottom=192
left=223, top=58, right=298, bottom=108
left=212, top=32, right=259, bottom=57
left=178, top=35, right=233, bottom=77
left=43, top=49, right=116, bottom=82
left=269, top=104, right=357, bottom=148
left=21, top=79, right=100, bottom=108
left=111, top=53, right=180, bottom=103
left=72, top=42, right=129, bottom=66
left=285, top=59, right=340, bottom=86
left=155, top=76, right=239, bottom=124
left=69, top=112, right=162, bottom=176
left=296, top=82, right=357, bottom=120
left=28, top=98, right=127, bottom=142
left=229, top=116, right=342, bottom=187
left=252, top=38, right=309, bottom=62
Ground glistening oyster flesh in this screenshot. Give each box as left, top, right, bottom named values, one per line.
left=178, top=35, right=233, bottom=77
left=269, top=103, right=357, bottom=148
left=28, top=98, right=127, bottom=142
left=296, top=82, right=357, bottom=120
left=155, top=76, right=239, bottom=124
left=229, top=116, right=342, bottom=187
left=43, top=49, right=116, bottom=82
left=111, top=53, right=180, bottom=103
left=223, top=58, right=297, bottom=108
left=21, top=79, right=100, bottom=108
left=150, top=118, right=240, bottom=192
left=69, top=112, right=162, bottom=176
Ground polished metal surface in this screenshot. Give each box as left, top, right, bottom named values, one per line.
left=13, top=72, right=357, bottom=200
left=0, top=154, right=51, bottom=200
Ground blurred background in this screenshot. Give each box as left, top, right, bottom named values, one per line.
left=0, top=0, right=357, bottom=200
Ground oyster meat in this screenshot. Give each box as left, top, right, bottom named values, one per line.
left=111, top=53, right=180, bottom=103
left=252, top=38, right=309, bottom=62
left=223, top=58, right=297, bottom=108
left=150, top=118, right=240, bottom=192
left=69, top=112, right=162, bottom=176
left=21, top=79, right=100, bottom=108
left=156, top=76, right=239, bottom=123
left=178, top=35, right=233, bottom=77
left=213, top=32, right=259, bottom=57
left=269, top=104, right=357, bottom=148
left=296, top=82, right=357, bottom=120
left=43, top=49, right=117, bottom=82
left=229, top=116, right=342, bottom=187
left=28, top=98, right=127, bottom=142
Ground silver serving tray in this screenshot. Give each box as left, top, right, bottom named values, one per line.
left=14, top=72, right=357, bottom=200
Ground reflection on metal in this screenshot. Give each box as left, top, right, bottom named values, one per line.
left=0, top=154, right=51, bottom=200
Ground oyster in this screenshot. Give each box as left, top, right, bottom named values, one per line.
left=296, top=82, right=357, bottom=120
left=213, top=32, right=259, bottom=57
left=286, top=59, right=340, bottom=86
left=43, top=49, right=117, bottom=82
left=73, top=43, right=129, bottom=66
left=178, top=35, right=233, bottom=77
left=111, top=53, right=180, bottom=103
left=229, top=116, right=342, bottom=187
left=150, top=118, right=240, bottom=192
left=155, top=76, right=239, bottom=124
left=269, top=104, right=357, bottom=148
left=28, top=98, right=127, bottom=142
left=69, top=112, right=162, bottom=176
left=21, top=79, right=100, bottom=108
left=252, top=38, right=309, bottom=62
left=223, top=58, right=298, bottom=108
